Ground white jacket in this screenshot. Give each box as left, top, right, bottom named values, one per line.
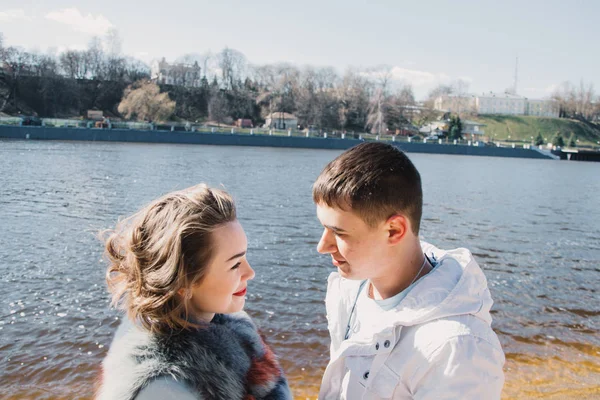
left=319, top=242, right=505, bottom=400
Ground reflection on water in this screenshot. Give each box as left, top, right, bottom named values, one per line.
left=0, top=140, right=599, bottom=399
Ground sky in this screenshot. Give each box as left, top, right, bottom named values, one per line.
left=1, top=0, right=598, bottom=100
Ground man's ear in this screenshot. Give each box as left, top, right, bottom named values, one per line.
left=386, top=214, right=409, bottom=245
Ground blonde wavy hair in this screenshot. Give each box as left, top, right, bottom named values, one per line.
left=103, top=184, right=236, bottom=335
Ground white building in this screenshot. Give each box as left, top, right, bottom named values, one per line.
left=264, top=112, right=298, bottom=130
left=526, top=99, right=559, bottom=117
left=151, top=58, right=201, bottom=88
left=476, top=92, right=526, bottom=115
left=434, top=94, right=477, bottom=114
left=434, top=91, right=559, bottom=118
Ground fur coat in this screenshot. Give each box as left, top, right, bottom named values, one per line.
left=96, top=312, right=292, bottom=400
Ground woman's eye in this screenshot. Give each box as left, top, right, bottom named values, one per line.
left=231, top=262, right=241, bottom=270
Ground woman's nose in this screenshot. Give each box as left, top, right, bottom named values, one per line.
left=244, top=262, right=256, bottom=281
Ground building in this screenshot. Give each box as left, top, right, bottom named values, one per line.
left=434, top=91, right=559, bottom=118
left=419, top=120, right=449, bottom=136
left=476, top=92, right=526, bottom=115
left=526, top=99, right=559, bottom=117
left=235, top=119, right=253, bottom=128
left=462, top=120, right=486, bottom=140
left=264, top=112, right=298, bottom=130
left=151, top=58, right=201, bottom=88
left=434, top=94, right=477, bottom=114
left=419, top=119, right=486, bottom=140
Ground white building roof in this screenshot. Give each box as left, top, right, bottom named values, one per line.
left=478, top=92, right=526, bottom=99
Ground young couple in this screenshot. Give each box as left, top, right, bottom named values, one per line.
left=96, top=142, right=505, bottom=400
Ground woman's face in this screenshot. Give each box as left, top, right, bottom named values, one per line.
left=188, top=220, right=255, bottom=321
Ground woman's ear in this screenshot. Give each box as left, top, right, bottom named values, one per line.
left=178, top=288, right=192, bottom=300
left=386, top=214, right=408, bottom=245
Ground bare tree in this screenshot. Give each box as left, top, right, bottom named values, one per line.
left=1, top=47, right=32, bottom=79
left=552, top=80, right=596, bottom=120
left=30, top=52, right=59, bottom=77
left=124, top=58, right=150, bottom=83
left=105, top=28, right=122, bottom=57
left=87, top=37, right=105, bottom=79
left=118, top=80, right=175, bottom=121
left=0, top=46, right=33, bottom=111
left=208, top=90, right=229, bottom=126
left=425, top=84, right=453, bottom=107
left=451, top=79, right=472, bottom=115
left=59, top=50, right=88, bottom=79
left=219, top=47, right=247, bottom=90
left=366, top=67, right=393, bottom=135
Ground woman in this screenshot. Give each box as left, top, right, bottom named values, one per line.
left=96, top=184, right=292, bottom=400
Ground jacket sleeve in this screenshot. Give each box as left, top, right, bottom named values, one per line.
left=409, top=335, right=505, bottom=400
left=135, top=377, right=199, bottom=400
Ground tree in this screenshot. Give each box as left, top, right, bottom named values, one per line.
left=552, top=134, right=565, bottom=147
left=366, top=67, right=393, bottom=135
left=59, top=50, right=88, bottom=79
left=87, top=37, right=105, bottom=79
left=219, top=47, right=247, bottom=90
left=208, top=90, right=228, bottom=126
left=124, top=58, right=150, bottom=83
left=448, top=115, right=463, bottom=140
left=105, top=28, right=123, bottom=57
left=118, top=80, right=175, bottom=121
left=534, top=133, right=544, bottom=146
left=568, top=133, right=577, bottom=147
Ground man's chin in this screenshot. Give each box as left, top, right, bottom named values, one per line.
left=337, top=266, right=359, bottom=280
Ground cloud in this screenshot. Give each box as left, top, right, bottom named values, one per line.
left=545, top=83, right=559, bottom=93
left=0, top=9, right=34, bottom=22
left=389, top=66, right=451, bottom=87
left=56, top=44, right=88, bottom=54
left=45, top=8, right=113, bottom=35
left=364, top=66, right=457, bottom=88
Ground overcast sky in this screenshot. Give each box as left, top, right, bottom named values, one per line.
left=1, top=0, right=598, bottom=99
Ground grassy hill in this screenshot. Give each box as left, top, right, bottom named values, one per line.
left=472, top=115, right=600, bottom=147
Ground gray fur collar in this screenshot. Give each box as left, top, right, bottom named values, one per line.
left=96, top=312, right=291, bottom=400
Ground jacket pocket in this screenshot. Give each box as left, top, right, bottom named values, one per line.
left=364, top=364, right=401, bottom=399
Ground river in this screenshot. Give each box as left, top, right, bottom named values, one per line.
left=0, top=140, right=598, bottom=399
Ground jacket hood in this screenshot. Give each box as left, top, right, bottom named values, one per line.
left=329, top=241, right=494, bottom=331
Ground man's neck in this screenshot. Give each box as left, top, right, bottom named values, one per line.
left=369, top=240, right=432, bottom=300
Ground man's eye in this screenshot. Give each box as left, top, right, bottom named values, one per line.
left=231, top=262, right=241, bottom=270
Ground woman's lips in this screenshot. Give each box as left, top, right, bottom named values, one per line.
left=233, top=288, right=247, bottom=297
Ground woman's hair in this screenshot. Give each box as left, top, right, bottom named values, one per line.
left=103, top=184, right=236, bottom=335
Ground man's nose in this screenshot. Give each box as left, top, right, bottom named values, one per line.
left=316, top=229, right=336, bottom=254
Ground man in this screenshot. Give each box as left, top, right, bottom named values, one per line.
left=314, top=142, right=504, bottom=399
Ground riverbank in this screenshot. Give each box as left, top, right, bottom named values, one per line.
left=0, top=125, right=555, bottom=159
left=473, top=115, right=600, bottom=147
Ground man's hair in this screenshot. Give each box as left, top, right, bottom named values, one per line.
left=313, top=142, right=423, bottom=234
left=103, top=184, right=236, bottom=335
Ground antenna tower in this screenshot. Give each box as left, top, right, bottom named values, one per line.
left=513, top=56, right=519, bottom=95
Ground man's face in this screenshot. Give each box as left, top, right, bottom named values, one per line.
left=316, top=203, right=389, bottom=280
